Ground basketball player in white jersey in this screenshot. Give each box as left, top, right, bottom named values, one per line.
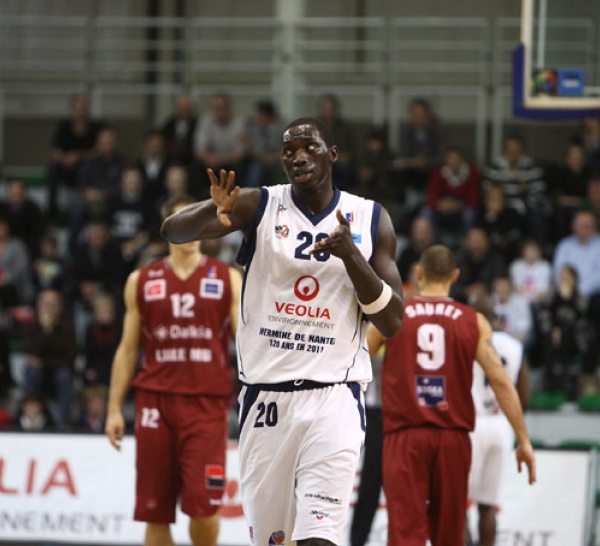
left=467, top=292, right=530, bottom=546
left=161, top=117, right=405, bottom=546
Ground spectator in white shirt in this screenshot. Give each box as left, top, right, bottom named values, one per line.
left=492, top=276, right=533, bottom=346
left=510, top=239, right=552, bottom=305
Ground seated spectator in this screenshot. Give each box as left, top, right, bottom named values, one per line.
left=572, top=117, right=600, bottom=172
left=553, top=210, right=600, bottom=390
left=539, top=265, right=588, bottom=398
left=317, top=94, right=357, bottom=191
left=22, top=290, right=77, bottom=426
left=44, top=95, right=105, bottom=219
left=245, top=100, right=286, bottom=187
left=0, top=216, right=33, bottom=308
left=71, top=222, right=124, bottom=310
left=107, top=167, right=154, bottom=276
left=510, top=239, right=552, bottom=305
left=491, top=276, right=533, bottom=346
left=161, top=95, right=198, bottom=165
left=83, top=292, right=121, bottom=387
left=356, top=127, right=393, bottom=202
left=192, top=93, right=248, bottom=199
left=422, top=145, right=481, bottom=243
left=31, top=232, right=71, bottom=299
left=69, top=127, right=126, bottom=251
left=80, top=385, right=108, bottom=433
left=134, top=129, right=168, bottom=203
left=475, top=181, right=525, bottom=263
left=155, top=164, right=190, bottom=219
left=0, top=319, right=12, bottom=396
left=586, top=173, right=600, bottom=227
left=451, top=227, right=507, bottom=302
left=396, top=215, right=436, bottom=280
left=0, top=179, right=45, bottom=258
left=391, top=97, right=443, bottom=208
left=485, top=135, right=549, bottom=243
left=547, top=142, right=592, bottom=242
left=17, top=391, right=54, bottom=431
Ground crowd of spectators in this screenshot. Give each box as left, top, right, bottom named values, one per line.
left=0, top=92, right=599, bottom=430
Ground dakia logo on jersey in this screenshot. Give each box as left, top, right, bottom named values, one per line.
left=273, top=275, right=331, bottom=320
left=275, top=224, right=289, bottom=238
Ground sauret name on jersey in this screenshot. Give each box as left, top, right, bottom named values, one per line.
left=405, top=301, right=463, bottom=321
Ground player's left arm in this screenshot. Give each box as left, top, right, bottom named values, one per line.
left=312, top=207, right=404, bottom=338
left=228, top=266, right=243, bottom=338
left=476, top=313, right=536, bottom=484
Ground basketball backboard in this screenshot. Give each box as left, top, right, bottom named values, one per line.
left=513, top=0, right=600, bottom=119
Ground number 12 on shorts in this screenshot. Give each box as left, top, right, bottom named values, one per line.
left=140, top=407, right=160, bottom=428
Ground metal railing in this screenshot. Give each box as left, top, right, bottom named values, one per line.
left=1, top=15, right=599, bottom=167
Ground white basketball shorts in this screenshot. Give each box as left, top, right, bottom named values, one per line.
left=238, top=381, right=366, bottom=546
left=468, top=414, right=514, bottom=506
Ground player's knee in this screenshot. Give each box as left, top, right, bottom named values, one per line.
left=298, top=538, right=338, bottom=546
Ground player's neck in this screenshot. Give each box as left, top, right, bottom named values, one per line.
left=418, top=283, right=451, bottom=298
left=167, top=251, right=204, bottom=277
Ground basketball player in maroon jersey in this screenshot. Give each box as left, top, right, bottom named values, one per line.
left=105, top=194, right=242, bottom=546
left=368, top=245, right=535, bottom=546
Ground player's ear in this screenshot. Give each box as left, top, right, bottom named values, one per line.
left=329, top=144, right=339, bottom=164
left=450, top=268, right=460, bottom=284
left=415, top=264, right=424, bottom=283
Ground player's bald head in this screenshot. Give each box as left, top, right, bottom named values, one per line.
left=419, top=245, right=456, bottom=282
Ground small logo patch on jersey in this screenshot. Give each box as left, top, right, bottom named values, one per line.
left=153, top=325, right=169, bottom=341
left=310, top=510, right=330, bottom=520
left=345, top=211, right=354, bottom=223
left=147, top=269, right=164, bottom=277
left=416, top=376, right=446, bottom=407
left=207, top=265, right=217, bottom=278
left=200, top=278, right=224, bottom=299
left=293, top=275, right=320, bottom=301
left=275, top=224, right=289, bottom=238
left=205, top=464, right=225, bottom=489
left=277, top=204, right=287, bottom=212
left=268, top=530, right=285, bottom=546
left=144, top=279, right=166, bottom=301
left=351, top=233, right=362, bottom=243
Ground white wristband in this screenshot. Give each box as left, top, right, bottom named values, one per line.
left=359, top=281, right=393, bottom=315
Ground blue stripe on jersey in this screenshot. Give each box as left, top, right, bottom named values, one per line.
left=368, top=201, right=382, bottom=266
left=291, top=186, right=341, bottom=226
left=347, top=382, right=367, bottom=432
left=237, top=187, right=269, bottom=326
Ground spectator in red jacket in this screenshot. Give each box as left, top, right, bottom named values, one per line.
left=422, top=146, right=482, bottom=244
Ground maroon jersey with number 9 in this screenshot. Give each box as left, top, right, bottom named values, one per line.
left=382, top=295, right=479, bottom=434
left=133, top=256, right=233, bottom=396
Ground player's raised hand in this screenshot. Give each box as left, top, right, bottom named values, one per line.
left=105, top=411, right=125, bottom=452
left=516, top=441, right=537, bottom=485
left=208, top=168, right=240, bottom=227
left=312, top=209, right=356, bottom=259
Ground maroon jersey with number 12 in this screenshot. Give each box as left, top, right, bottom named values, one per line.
left=133, top=255, right=232, bottom=396
left=382, top=295, right=479, bottom=434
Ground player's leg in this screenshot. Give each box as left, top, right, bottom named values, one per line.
left=428, top=429, right=471, bottom=546
left=477, top=504, right=496, bottom=546
left=383, top=427, right=432, bottom=546
left=144, top=523, right=174, bottom=546
left=238, top=386, right=300, bottom=546
left=134, top=391, right=179, bottom=534
left=189, top=515, right=219, bottom=546
left=177, top=395, right=229, bottom=546
left=293, top=383, right=365, bottom=546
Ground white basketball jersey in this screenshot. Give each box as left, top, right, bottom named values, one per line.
left=236, top=185, right=380, bottom=384
left=472, top=331, right=523, bottom=415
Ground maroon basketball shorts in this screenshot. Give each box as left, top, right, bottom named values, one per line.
left=383, top=426, right=471, bottom=546
left=134, top=389, right=229, bottom=523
